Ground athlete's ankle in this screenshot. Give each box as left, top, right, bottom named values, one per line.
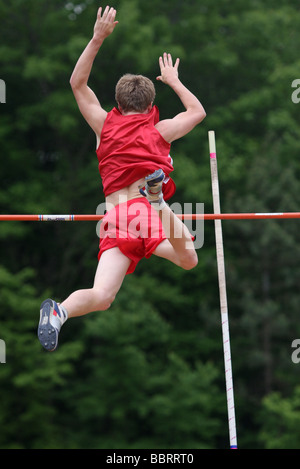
left=57, top=303, right=68, bottom=327
left=149, top=196, right=167, bottom=211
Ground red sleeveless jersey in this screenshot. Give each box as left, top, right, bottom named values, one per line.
left=96, top=105, right=176, bottom=200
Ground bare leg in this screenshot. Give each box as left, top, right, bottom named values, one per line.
left=154, top=206, right=198, bottom=270
left=61, top=247, right=131, bottom=318
left=142, top=170, right=197, bottom=269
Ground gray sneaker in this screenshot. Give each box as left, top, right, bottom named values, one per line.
left=38, top=299, right=67, bottom=351
left=139, top=169, right=165, bottom=206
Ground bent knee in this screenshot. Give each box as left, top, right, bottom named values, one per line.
left=180, top=251, right=198, bottom=270
left=93, top=287, right=116, bottom=311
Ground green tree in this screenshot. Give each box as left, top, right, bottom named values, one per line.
left=259, top=387, right=300, bottom=449
left=0, top=266, right=83, bottom=448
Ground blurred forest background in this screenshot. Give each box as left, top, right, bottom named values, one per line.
left=0, top=0, right=300, bottom=449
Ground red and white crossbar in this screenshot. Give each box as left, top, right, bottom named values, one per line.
left=0, top=213, right=299, bottom=221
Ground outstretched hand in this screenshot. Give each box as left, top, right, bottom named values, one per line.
left=156, top=53, right=180, bottom=86
left=93, top=6, right=118, bottom=42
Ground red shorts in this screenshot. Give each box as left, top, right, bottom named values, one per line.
left=98, top=198, right=166, bottom=274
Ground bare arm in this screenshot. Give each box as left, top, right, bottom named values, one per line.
left=70, top=6, right=118, bottom=145
left=155, top=53, right=206, bottom=143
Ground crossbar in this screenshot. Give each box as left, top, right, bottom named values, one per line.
left=0, top=213, right=299, bottom=221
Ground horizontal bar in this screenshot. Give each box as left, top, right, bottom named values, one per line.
left=0, top=213, right=300, bottom=221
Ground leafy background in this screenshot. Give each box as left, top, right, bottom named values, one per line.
left=0, top=0, right=300, bottom=449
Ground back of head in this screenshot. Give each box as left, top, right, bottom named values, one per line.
left=115, top=74, right=156, bottom=113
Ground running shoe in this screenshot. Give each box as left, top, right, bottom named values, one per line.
left=139, top=169, right=166, bottom=207
left=38, top=299, right=67, bottom=351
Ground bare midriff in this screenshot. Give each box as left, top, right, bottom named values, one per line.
left=105, top=177, right=146, bottom=208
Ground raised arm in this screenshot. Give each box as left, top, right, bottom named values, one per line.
left=155, top=53, right=206, bottom=143
left=70, top=6, right=118, bottom=145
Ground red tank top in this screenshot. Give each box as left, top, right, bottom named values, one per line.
left=96, top=105, right=176, bottom=200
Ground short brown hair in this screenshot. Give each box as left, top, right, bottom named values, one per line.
left=115, top=74, right=156, bottom=113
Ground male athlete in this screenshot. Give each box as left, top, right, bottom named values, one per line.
left=37, top=6, right=206, bottom=351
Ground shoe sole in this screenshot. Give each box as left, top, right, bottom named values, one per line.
left=38, top=299, right=59, bottom=352
left=145, top=169, right=165, bottom=187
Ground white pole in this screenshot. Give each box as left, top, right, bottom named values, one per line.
left=208, top=130, right=238, bottom=449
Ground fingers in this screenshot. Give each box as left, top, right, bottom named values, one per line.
left=167, top=53, right=173, bottom=67
left=159, top=53, right=180, bottom=69
left=97, top=5, right=117, bottom=22
left=159, top=52, right=170, bottom=68
left=174, top=57, right=180, bottom=68
left=107, top=6, right=117, bottom=22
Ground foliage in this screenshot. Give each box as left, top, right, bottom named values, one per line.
left=259, top=387, right=300, bottom=449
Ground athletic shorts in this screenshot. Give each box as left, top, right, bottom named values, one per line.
left=98, top=197, right=166, bottom=274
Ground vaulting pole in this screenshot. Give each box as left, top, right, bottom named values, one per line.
left=209, top=130, right=238, bottom=449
